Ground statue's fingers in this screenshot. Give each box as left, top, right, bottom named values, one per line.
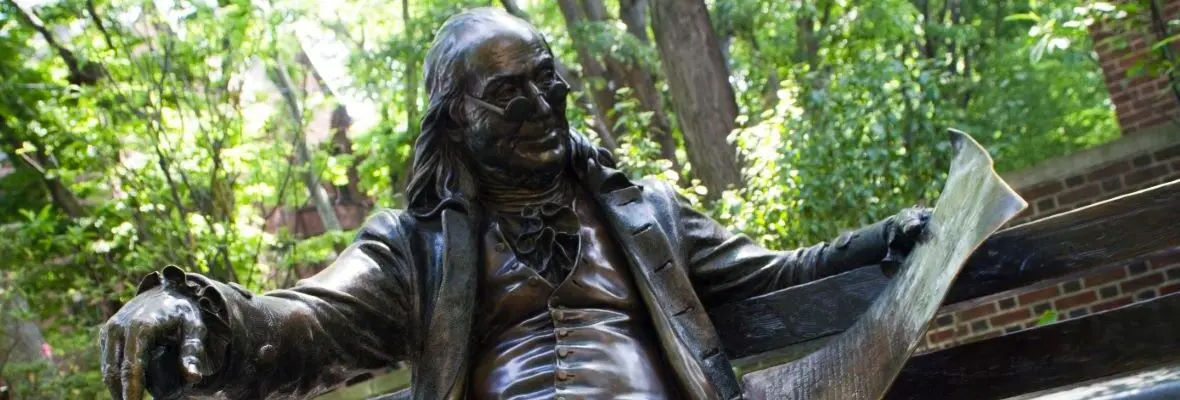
left=901, top=208, right=931, bottom=236
left=101, top=325, right=124, bottom=399
left=120, top=324, right=149, bottom=400
left=178, top=312, right=207, bottom=383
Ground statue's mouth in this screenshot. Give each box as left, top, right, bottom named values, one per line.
left=510, top=128, right=562, bottom=151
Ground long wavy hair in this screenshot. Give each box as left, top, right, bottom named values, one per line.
left=405, top=7, right=616, bottom=217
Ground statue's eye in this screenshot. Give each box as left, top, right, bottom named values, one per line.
left=492, top=84, right=520, bottom=103
left=536, top=67, right=556, bottom=85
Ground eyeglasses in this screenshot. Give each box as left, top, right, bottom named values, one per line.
left=465, top=80, right=570, bottom=122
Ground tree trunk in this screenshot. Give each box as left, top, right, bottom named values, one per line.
left=271, top=61, right=343, bottom=233
left=0, top=124, right=85, bottom=219
left=650, top=0, right=743, bottom=197
left=614, top=0, right=679, bottom=169
left=556, top=0, right=619, bottom=149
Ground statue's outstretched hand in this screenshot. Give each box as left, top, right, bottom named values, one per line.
left=100, top=266, right=212, bottom=400
left=881, top=207, right=933, bottom=276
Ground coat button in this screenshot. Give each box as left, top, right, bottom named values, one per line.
left=556, top=371, right=571, bottom=381
left=558, top=348, right=571, bottom=358
left=557, top=328, right=570, bottom=337
left=552, top=310, right=564, bottom=320
left=494, top=242, right=508, bottom=252
left=528, top=276, right=541, bottom=286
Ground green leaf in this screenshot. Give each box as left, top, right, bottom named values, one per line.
left=1151, top=33, right=1180, bottom=52
left=1004, top=13, right=1041, bottom=23
left=1035, top=310, right=1059, bottom=326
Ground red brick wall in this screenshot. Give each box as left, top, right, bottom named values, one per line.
left=1091, top=0, right=1180, bottom=135
left=916, top=142, right=1180, bottom=352
left=922, top=250, right=1180, bottom=351
left=1007, top=141, right=1180, bottom=225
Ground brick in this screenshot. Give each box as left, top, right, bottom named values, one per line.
left=1085, top=266, right=1128, bottom=287
left=1174, top=159, right=1180, bottom=173
left=1121, top=109, right=1154, bottom=127
left=1062, top=280, right=1083, bottom=293
left=1120, top=273, right=1165, bottom=293
left=1099, top=285, right=1120, bottom=299
left=1132, top=154, right=1154, bottom=168
left=1035, top=197, right=1056, bottom=214
left=1161, top=144, right=1180, bottom=162
left=1093, top=296, right=1133, bottom=313
left=1019, top=286, right=1060, bottom=305
left=958, top=303, right=997, bottom=321
left=935, top=314, right=954, bottom=327
left=1168, top=267, right=1180, bottom=281
left=1113, top=90, right=1132, bottom=105
left=976, top=330, right=1002, bottom=342
left=1162, top=283, right=1180, bottom=296
left=1021, top=181, right=1064, bottom=200
left=971, top=319, right=990, bottom=334
left=1131, top=97, right=1158, bottom=112
left=1033, top=302, right=1052, bottom=315
left=1135, top=80, right=1166, bottom=97
left=1149, top=252, right=1180, bottom=270
left=928, top=328, right=955, bottom=343
left=1132, top=37, right=1148, bottom=51
left=1128, top=260, right=1149, bottom=275
left=990, top=308, right=1032, bottom=326
left=1136, top=115, right=1173, bottom=131
left=1136, top=289, right=1158, bottom=301
left=1101, top=177, right=1124, bottom=193
left=1068, top=308, right=1090, bottom=319
left=1064, top=174, right=1086, bottom=187
left=1125, top=165, right=1169, bottom=187
left=1086, top=161, right=1130, bottom=182
left=998, top=297, right=1017, bottom=310
left=1057, top=183, right=1102, bottom=205
left=1054, top=291, right=1098, bottom=310
left=1004, top=325, right=1023, bottom=334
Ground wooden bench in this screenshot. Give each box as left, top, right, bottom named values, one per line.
left=351, top=174, right=1180, bottom=400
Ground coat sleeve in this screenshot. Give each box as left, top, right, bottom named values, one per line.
left=178, top=209, right=418, bottom=399
left=667, top=185, right=895, bottom=308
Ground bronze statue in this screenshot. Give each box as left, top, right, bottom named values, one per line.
left=99, top=8, right=931, bottom=400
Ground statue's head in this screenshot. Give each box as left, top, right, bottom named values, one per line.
left=407, top=7, right=606, bottom=214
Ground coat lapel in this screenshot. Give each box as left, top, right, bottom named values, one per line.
left=585, top=160, right=731, bottom=400
left=414, top=208, right=477, bottom=400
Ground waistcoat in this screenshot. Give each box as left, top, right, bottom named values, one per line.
left=469, top=197, right=680, bottom=399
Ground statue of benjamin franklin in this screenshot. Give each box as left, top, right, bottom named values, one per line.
left=100, top=8, right=930, bottom=400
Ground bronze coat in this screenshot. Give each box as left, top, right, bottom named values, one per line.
left=187, top=160, right=894, bottom=400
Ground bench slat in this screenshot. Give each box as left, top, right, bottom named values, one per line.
left=946, top=179, right=1180, bottom=304
left=713, top=179, right=1180, bottom=359
left=884, top=291, right=1180, bottom=400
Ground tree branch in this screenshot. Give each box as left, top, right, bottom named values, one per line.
left=4, top=0, right=103, bottom=85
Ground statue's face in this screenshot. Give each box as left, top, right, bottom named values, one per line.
left=455, top=26, right=569, bottom=179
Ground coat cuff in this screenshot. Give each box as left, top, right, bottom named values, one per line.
left=133, top=266, right=257, bottom=397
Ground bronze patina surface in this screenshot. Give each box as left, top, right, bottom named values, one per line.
left=99, top=7, right=942, bottom=400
